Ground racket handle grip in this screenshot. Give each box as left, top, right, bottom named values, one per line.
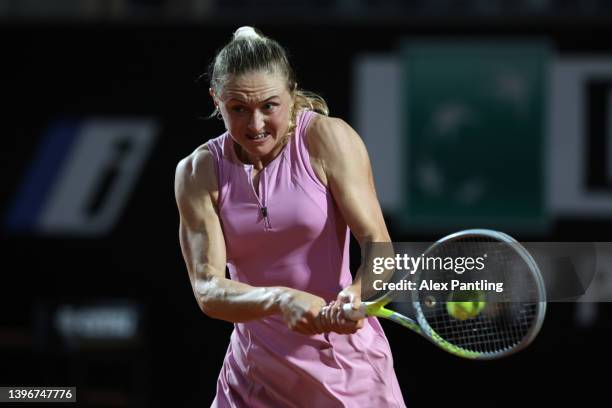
left=342, top=303, right=367, bottom=321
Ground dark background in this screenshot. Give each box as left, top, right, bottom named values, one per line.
left=1, top=2, right=611, bottom=407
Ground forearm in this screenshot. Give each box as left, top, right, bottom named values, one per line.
left=194, top=275, right=288, bottom=323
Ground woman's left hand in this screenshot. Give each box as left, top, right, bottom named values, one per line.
left=317, top=286, right=365, bottom=334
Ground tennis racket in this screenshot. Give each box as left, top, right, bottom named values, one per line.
left=344, top=229, right=546, bottom=359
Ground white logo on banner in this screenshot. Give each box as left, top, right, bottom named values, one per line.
left=39, top=119, right=158, bottom=235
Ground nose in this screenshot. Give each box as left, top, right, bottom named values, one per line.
left=247, top=110, right=265, bottom=133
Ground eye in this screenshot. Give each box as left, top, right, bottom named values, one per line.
left=231, top=106, right=246, bottom=113
left=262, top=103, right=278, bottom=111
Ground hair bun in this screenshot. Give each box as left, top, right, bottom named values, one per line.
left=233, top=26, right=260, bottom=40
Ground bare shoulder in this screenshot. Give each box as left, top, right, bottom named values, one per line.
left=307, top=115, right=368, bottom=165
left=175, top=143, right=218, bottom=198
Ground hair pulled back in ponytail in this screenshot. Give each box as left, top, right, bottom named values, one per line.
left=207, top=26, right=329, bottom=136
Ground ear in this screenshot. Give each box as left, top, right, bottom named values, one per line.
left=209, top=88, right=219, bottom=107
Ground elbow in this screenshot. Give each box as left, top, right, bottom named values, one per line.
left=193, top=277, right=223, bottom=319
left=357, top=231, right=391, bottom=245
left=198, top=299, right=219, bottom=319
left=197, top=294, right=227, bottom=321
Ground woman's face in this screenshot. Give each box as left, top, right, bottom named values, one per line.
left=212, top=70, right=293, bottom=164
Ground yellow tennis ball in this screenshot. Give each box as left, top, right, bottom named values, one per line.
left=446, top=301, right=485, bottom=321
left=446, top=291, right=486, bottom=320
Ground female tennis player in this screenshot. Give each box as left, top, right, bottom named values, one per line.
left=174, top=26, right=406, bottom=407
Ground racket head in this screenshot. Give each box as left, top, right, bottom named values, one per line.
left=411, top=229, right=546, bottom=359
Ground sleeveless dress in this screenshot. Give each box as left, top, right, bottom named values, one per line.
left=206, top=110, right=405, bottom=407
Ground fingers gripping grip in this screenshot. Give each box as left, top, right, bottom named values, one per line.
left=342, top=303, right=367, bottom=321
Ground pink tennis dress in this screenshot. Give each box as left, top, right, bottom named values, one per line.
left=206, top=110, right=406, bottom=407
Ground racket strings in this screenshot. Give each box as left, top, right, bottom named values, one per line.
left=417, top=236, right=542, bottom=356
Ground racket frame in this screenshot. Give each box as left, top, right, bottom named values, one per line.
left=346, top=229, right=547, bottom=359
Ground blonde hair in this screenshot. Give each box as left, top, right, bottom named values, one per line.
left=207, top=26, right=329, bottom=136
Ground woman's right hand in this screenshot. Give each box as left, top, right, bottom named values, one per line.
left=277, top=288, right=326, bottom=335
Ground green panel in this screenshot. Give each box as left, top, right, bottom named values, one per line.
left=400, top=42, right=549, bottom=232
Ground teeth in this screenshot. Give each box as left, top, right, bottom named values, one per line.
left=250, top=133, right=267, bottom=140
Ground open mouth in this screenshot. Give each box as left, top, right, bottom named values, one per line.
left=247, top=132, right=270, bottom=141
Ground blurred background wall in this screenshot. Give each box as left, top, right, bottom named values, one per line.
left=1, top=1, right=611, bottom=407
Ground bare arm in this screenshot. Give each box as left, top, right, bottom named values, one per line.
left=309, top=116, right=392, bottom=331
left=309, top=116, right=392, bottom=286
left=175, top=147, right=325, bottom=332
left=175, top=147, right=282, bottom=322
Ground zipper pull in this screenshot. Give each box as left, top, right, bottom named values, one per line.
left=261, top=206, right=272, bottom=230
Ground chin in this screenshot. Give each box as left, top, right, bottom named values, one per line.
left=232, top=133, right=283, bottom=161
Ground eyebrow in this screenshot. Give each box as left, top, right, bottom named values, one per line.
left=227, top=96, right=281, bottom=104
